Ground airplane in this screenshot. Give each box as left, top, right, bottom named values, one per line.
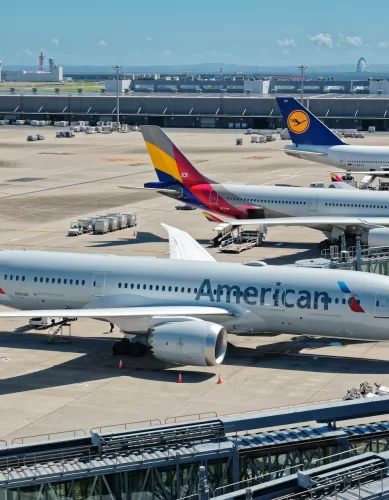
left=140, top=126, right=389, bottom=249
left=276, top=96, right=389, bottom=174
left=1, top=224, right=389, bottom=368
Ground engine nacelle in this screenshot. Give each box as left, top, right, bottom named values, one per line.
left=362, top=228, right=389, bottom=247
left=150, top=320, right=227, bottom=366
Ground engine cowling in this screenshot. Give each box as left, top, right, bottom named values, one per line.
left=362, top=228, right=389, bottom=247
left=149, top=320, right=227, bottom=366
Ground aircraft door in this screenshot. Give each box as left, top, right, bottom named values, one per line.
left=339, top=156, right=346, bottom=166
left=374, top=293, right=389, bottom=317
left=308, top=197, right=318, bottom=211
left=209, top=189, right=218, bottom=205
left=92, top=273, right=106, bottom=297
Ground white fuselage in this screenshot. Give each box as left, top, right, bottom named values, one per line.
left=215, top=183, right=389, bottom=218
left=1, top=250, right=389, bottom=341
left=285, top=144, right=389, bottom=171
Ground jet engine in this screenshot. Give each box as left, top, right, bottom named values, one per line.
left=362, top=228, right=389, bottom=247
left=149, top=320, right=228, bottom=366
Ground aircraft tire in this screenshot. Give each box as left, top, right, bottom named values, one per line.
left=319, top=240, right=330, bottom=250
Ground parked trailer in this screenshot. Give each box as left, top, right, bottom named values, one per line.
left=123, top=213, right=137, bottom=227
left=94, top=218, right=109, bottom=234
left=78, top=218, right=93, bottom=232
left=107, top=216, right=118, bottom=231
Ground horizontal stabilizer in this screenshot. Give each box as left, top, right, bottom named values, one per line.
left=284, top=149, right=328, bottom=157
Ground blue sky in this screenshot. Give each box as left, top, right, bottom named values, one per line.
left=2, top=0, right=389, bottom=67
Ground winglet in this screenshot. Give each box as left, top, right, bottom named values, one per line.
left=276, top=97, right=345, bottom=147
left=161, top=223, right=215, bottom=262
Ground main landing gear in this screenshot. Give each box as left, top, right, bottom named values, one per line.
left=112, top=338, right=148, bottom=357
left=319, top=237, right=356, bottom=251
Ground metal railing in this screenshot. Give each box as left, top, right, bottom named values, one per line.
left=212, top=444, right=367, bottom=498
left=165, top=412, right=218, bottom=425
left=91, top=419, right=162, bottom=435
left=11, top=428, right=86, bottom=445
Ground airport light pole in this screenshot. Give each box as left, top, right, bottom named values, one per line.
left=113, top=65, right=121, bottom=131
left=298, top=65, right=308, bottom=104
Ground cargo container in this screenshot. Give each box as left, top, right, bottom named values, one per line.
left=78, top=218, right=93, bottom=232
left=94, top=218, right=109, bottom=234
left=280, top=129, right=290, bottom=140
left=123, top=213, right=137, bottom=227
left=15, top=120, right=25, bottom=125
left=107, top=216, right=118, bottom=231
left=110, top=214, right=127, bottom=229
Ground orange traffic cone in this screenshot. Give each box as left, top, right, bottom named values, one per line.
left=119, top=359, right=123, bottom=369
left=177, top=372, right=183, bottom=383
left=133, top=230, right=137, bottom=238
left=217, top=374, right=223, bottom=384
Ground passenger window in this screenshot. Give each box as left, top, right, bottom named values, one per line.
left=342, top=298, right=346, bottom=304
left=188, top=288, right=191, bottom=293
left=118, top=283, right=122, bottom=288
left=131, top=284, right=134, bottom=289
left=16, top=276, right=19, bottom=281
left=10, top=275, right=13, bottom=280
left=194, top=288, right=198, bottom=293
left=3, top=275, right=6, bottom=280
left=39, top=277, right=43, bottom=283
left=46, top=278, right=49, bottom=283
left=82, top=280, right=85, bottom=285
left=137, top=284, right=140, bottom=289
left=58, top=278, right=62, bottom=284
left=64, top=279, right=67, bottom=284
left=156, top=285, right=159, bottom=291
left=124, top=283, right=128, bottom=289
left=76, top=280, right=79, bottom=285
left=69, top=279, right=73, bottom=285
left=149, top=285, right=153, bottom=290
left=168, top=286, right=172, bottom=292
left=52, top=278, right=55, bottom=283
left=162, top=285, right=165, bottom=291
left=34, top=277, right=37, bottom=282
left=143, top=284, right=146, bottom=290
left=335, top=298, right=339, bottom=304
left=22, top=276, right=25, bottom=282
left=181, top=287, right=185, bottom=293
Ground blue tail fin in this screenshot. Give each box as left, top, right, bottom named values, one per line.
left=276, top=97, right=345, bottom=146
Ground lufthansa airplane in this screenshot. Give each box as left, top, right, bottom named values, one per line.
left=0, top=224, right=389, bottom=367
left=277, top=96, right=389, bottom=173
left=139, top=126, right=389, bottom=248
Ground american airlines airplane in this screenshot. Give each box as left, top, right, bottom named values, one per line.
left=277, top=96, right=389, bottom=173
left=0, top=224, right=389, bottom=367
left=140, top=126, right=389, bottom=248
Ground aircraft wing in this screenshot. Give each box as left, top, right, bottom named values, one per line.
left=162, top=223, right=216, bottom=262
left=332, top=171, right=389, bottom=176
left=0, top=305, right=234, bottom=319
left=223, top=216, right=389, bottom=229
left=284, top=150, right=328, bottom=157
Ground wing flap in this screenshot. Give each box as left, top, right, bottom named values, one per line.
left=0, top=305, right=233, bottom=319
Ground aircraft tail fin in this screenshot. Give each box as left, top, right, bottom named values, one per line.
left=140, top=126, right=213, bottom=186
left=330, top=173, right=357, bottom=190
left=276, top=97, right=345, bottom=146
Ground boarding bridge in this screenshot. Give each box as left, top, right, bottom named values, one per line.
left=1, top=398, right=389, bottom=499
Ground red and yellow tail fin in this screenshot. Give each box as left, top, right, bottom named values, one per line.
left=202, top=212, right=224, bottom=223
left=140, top=126, right=212, bottom=186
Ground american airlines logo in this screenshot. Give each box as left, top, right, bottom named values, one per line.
left=195, top=279, right=331, bottom=310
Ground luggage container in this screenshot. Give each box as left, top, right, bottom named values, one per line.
left=78, top=218, right=93, bottom=232
left=107, top=216, right=118, bottom=231
left=251, top=135, right=259, bottom=143
left=27, top=135, right=38, bottom=142
left=56, top=131, right=65, bottom=138
left=15, top=120, right=25, bottom=125
left=109, top=214, right=127, bottom=229
left=265, top=133, right=276, bottom=142
left=258, top=135, right=266, bottom=143
left=280, top=129, right=290, bottom=140
left=65, top=130, right=75, bottom=138
left=94, top=218, right=109, bottom=234
left=123, top=213, right=137, bottom=227
left=30, top=120, right=39, bottom=126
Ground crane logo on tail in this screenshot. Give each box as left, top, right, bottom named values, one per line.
left=338, top=281, right=365, bottom=313
left=287, top=110, right=310, bottom=134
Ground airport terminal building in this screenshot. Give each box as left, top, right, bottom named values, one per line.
left=1, top=93, right=389, bottom=130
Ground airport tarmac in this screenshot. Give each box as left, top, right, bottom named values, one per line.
left=0, top=126, right=388, bottom=442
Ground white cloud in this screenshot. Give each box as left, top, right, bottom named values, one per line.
left=378, top=41, right=389, bottom=48
left=163, top=50, right=172, bottom=56
left=22, top=48, right=33, bottom=56
left=98, top=40, right=108, bottom=47
left=345, top=35, right=363, bottom=47
left=145, top=37, right=152, bottom=41
left=51, top=38, right=59, bottom=47
left=205, top=50, right=219, bottom=57
left=277, top=38, right=297, bottom=47
left=308, top=33, right=332, bottom=48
